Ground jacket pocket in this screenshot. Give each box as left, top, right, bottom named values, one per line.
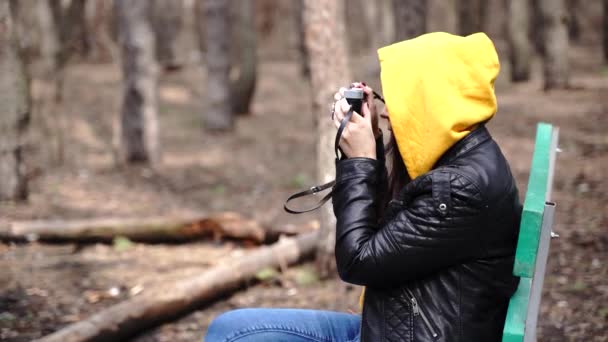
left=403, top=288, right=441, bottom=340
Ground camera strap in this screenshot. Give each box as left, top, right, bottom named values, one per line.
left=283, top=107, right=355, bottom=214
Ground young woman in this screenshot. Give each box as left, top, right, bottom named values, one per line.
left=205, top=32, right=521, bottom=342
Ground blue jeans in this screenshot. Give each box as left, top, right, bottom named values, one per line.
left=204, top=308, right=361, bottom=342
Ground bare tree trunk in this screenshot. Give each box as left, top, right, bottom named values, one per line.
left=354, top=0, right=394, bottom=76
left=379, top=0, right=396, bottom=45
left=361, top=0, right=386, bottom=50
left=194, top=0, right=206, bottom=53
left=115, top=0, right=160, bottom=165
left=48, top=0, right=66, bottom=83
left=294, top=0, right=310, bottom=77
left=428, top=0, right=457, bottom=34
left=456, top=0, right=487, bottom=35
left=151, top=0, right=183, bottom=70
left=230, top=0, right=257, bottom=115
left=256, top=0, right=277, bottom=38
left=566, top=0, right=580, bottom=42
left=50, top=0, right=68, bottom=104
left=393, top=0, right=427, bottom=40
left=303, top=0, right=352, bottom=277
left=8, top=0, right=40, bottom=63
left=346, top=0, right=369, bottom=52
left=604, top=0, right=608, bottom=62
left=204, top=0, right=233, bottom=131
left=86, top=0, right=116, bottom=62
left=36, top=0, right=67, bottom=164
left=531, top=0, right=545, bottom=56
left=506, top=0, right=532, bottom=82
left=63, top=0, right=89, bottom=57
left=539, top=0, right=569, bottom=90
left=48, top=0, right=62, bottom=27
left=38, top=0, right=88, bottom=104
left=0, top=0, right=29, bottom=201
left=37, top=1, right=62, bottom=72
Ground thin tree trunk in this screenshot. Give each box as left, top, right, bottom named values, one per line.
left=531, top=0, right=545, bottom=56
left=256, top=0, right=276, bottom=38
left=48, top=0, right=62, bottom=26
left=62, top=0, right=88, bottom=57
left=204, top=0, right=233, bottom=131
left=151, top=0, right=183, bottom=70
left=194, top=0, right=206, bottom=53
left=8, top=0, right=40, bottom=63
left=361, top=0, right=380, bottom=49
left=36, top=0, right=67, bottom=164
left=604, top=0, right=608, bottom=62
left=86, top=0, right=116, bottom=62
left=566, top=0, right=580, bottom=42
left=393, top=0, right=427, bottom=40
left=0, top=0, right=29, bottom=201
left=37, top=1, right=62, bottom=72
left=40, top=0, right=88, bottom=103
left=427, top=0, right=457, bottom=34
left=379, top=0, right=396, bottom=45
left=303, top=0, right=352, bottom=278
left=230, top=0, right=257, bottom=115
left=345, top=0, right=369, bottom=53
left=115, top=0, right=160, bottom=165
left=48, top=0, right=66, bottom=84
left=294, top=0, right=310, bottom=77
left=539, top=0, right=569, bottom=90
left=506, top=0, right=532, bottom=82
left=456, top=0, right=487, bottom=35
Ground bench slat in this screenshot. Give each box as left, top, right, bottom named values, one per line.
left=513, top=123, right=553, bottom=278
left=503, top=123, right=559, bottom=342
left=503, top=277, right=531, bottom=342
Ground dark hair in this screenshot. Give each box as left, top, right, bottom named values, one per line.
left=382, top=133, right=411, bottom=208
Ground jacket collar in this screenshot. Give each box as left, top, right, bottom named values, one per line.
left=434, top=125, right=491, bottom=168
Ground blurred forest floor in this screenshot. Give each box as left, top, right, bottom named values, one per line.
left=1, top=39, right=607, bottom=341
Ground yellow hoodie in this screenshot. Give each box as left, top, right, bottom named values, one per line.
left=359, top=32, right=500, bottom=308
left=378, top=32, right=499, bottom=180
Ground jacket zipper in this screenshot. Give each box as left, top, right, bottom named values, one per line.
left=405, top=288, right=440, bottom=340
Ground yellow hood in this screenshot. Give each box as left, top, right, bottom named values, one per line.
left=378, top=32, right=500, bottom=180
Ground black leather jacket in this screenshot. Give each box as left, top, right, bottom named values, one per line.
left=332, top=126, right=521, bottom=341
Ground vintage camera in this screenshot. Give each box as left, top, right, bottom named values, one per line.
left=343, top=87, right=365, bottom=114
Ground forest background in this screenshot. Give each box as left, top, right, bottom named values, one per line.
left=0, top=0, right=606, bottom=341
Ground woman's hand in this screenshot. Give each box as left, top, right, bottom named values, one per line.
left=332, top=83, right=378, bottom=159
left=359, top=83, right=381, bottom=139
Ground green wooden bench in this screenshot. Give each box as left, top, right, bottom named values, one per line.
left=503, top=123, right=560, bottom=342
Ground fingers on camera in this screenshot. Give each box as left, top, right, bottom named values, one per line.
left=334, top=111, right=342, bottom=128
left=339, top=99, right=350, bottom=113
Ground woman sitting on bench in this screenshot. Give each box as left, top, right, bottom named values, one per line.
left=205, top=32, right=522, bottom=342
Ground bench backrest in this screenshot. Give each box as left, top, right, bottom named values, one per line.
left=502, top=123, right=559, bottom=342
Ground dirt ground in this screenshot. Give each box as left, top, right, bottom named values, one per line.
left=1, top=39, right=607, bottom=341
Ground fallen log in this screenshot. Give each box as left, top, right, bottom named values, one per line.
left=0, top=212, right=266, bottom=244
left=34, top=230, right=319, bottom=342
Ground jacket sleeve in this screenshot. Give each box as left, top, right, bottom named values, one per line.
left=332, top=158, right=485, bottom=287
